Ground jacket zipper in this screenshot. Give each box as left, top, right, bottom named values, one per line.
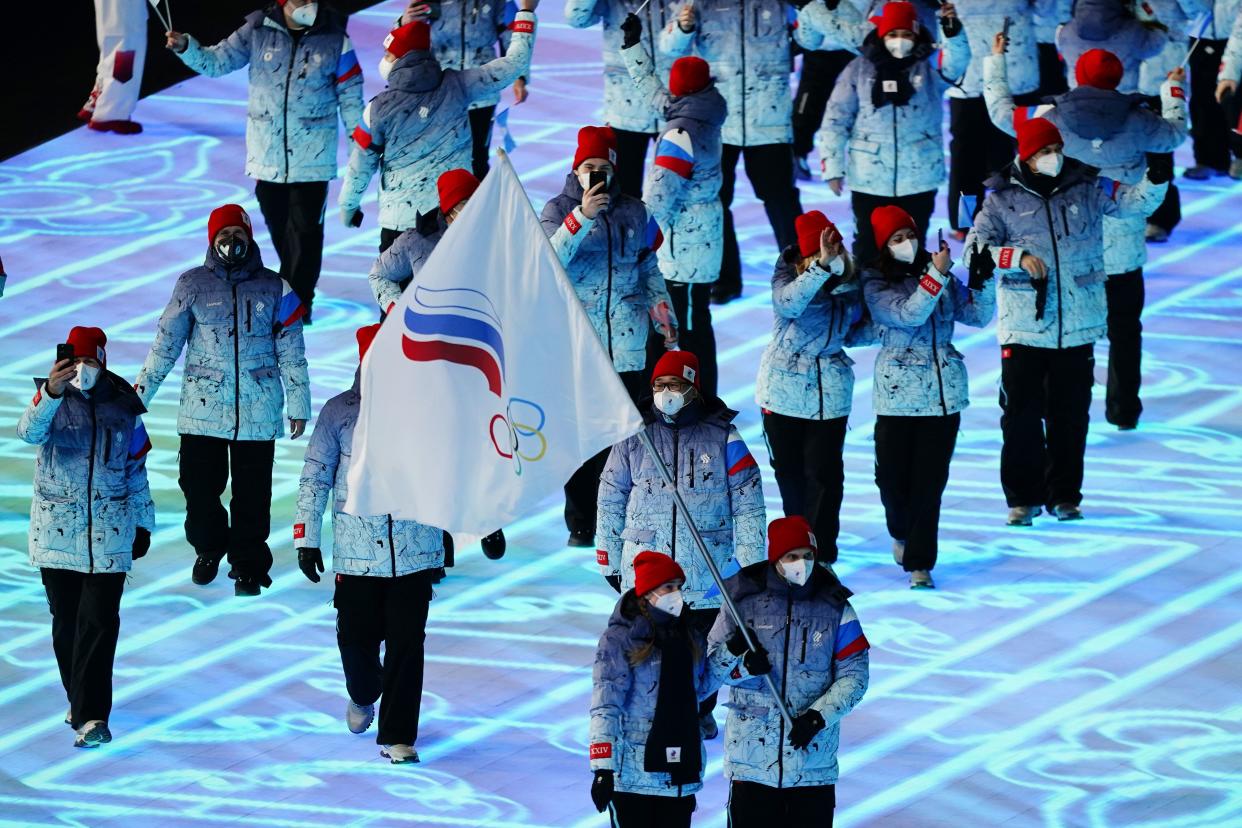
left=892, top=105, right=899, bottom=195
left=930, top=317, right=947, bottom=415
left=387, top=514, right=397, bottom=577
left=87, top=400, right=97, bottom=573
left=232, top=284, right=241, bottom=440
left=646, top=1, right=657, bottom=130
left=281, top=27, right=299, bottom=184
left=246, top=299, right=253, bottom=334
left=1060, top=204, right=1071, bottom=237
left=460, top=1, right=467, bottom=69
left=670, top=428, right=679, bottom=561
left=739, top=2, right=748, bottom=145
left=801, top=626, right=807, bottom=662
left=601, top=211, right=615, bottom=362
left=778, top=591, right=793, bottom=788
left=1042, top=200, right=1065, bottom=348
left=816, top=357, right=824, bottom=419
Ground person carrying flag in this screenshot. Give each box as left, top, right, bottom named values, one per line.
left=18, top=326, right=154, bottom=749
left=135, top=204, right=311, bottom=597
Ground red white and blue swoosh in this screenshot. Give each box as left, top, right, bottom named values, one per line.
left=402, top=286, right=506, bottom=397
left=654, top=129, right=695, bottom=180
left=278, top=280, right=306, bottom=327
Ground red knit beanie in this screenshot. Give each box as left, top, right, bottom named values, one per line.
left=870, top=1, right=919, bottom=37
left=795, top=210, right=836, bottom=258
left=1075, top=49, right=1124, bottom=91
left=1017, top=116, right=1063, bottom=161
left=633, top=550, right=686, bottom=596
left=66, top=326, right=108, bottom=366
left=572, top=126, right=618, bottom=171
left=207, top=204, right=253, bottom=244
left=651, top=350, right=700, bottom=389
left=870, top=204, right=917, bottom=248
left=768, top=515, right=817, bottom=563
left=669, top=56, right=711, bottom=97
left=384, top=21, right=431, bottom=59
left=356, top=324, right=381, bottom=363
left=437, top=168, right=480, bottom=215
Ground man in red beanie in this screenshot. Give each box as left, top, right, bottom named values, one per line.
left=19, top=326, right=154, bottom=748
left=597, top=348, right=766, bottom=739
left=167, top=0, right=365, bottom=324
left=541, top=124, right=678, bottom=547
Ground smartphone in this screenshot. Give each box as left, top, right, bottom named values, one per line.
left=938, top=228, right=945, bottom=249
left=1001, top=15, right=1012, bottom=42
left=588, top=170, right=609, bottom=192
left=56, top=343, right=74, bottom=365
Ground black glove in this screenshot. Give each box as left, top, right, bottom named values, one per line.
left=726, top=628, right=773, bottom=675
left=621, top=13, right=642, bottom=49
left=967, top=242, right=995, bottom=291
left=131, top=527, right=151, bottom=560
left=823, top=0, right=842, bottom=9
left=1146, top=153, right=1173, bottom=185
left=590, top=769, right=614, bottom=813
left=298, top=547, right=325, bottom=583
left=1032, top=278, right=1048, bottom=321
left=787, top=709, right=826, bottom=750
left=940, top=13, right=962, bottom=38
left=604, top=574, right=622, bottom=594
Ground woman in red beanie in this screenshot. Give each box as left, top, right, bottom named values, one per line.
left=862, top=205, right=995, bottom=588
left=588, top=551, right=719, bottom=825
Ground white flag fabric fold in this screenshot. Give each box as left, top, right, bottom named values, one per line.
left=344, top=153, right=644, bottom=534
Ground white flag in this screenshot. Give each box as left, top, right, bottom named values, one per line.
left=344, top=154, right=644, bottom=534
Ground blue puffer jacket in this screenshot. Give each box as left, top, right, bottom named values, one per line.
left=756, top=249, right=869, bottom=420
left=983, top=54, right=1187, bottom=273
left=428, top=0, right=519, bottom=109
left=862, top=256, right=995, bottom=416
left=818, top=30, right=969, bottom=197
left=590, top=594, right=718, bottom=795
left=1034, top=0, right=1073, bottom=43
left=565, top=0, right=680, bottom=133
left=706, top=564, right=869, bottom=788
left=18, top=373, right=154, bottom=575
left=339, top=9, right=535, bottom=230
left=597, top=400, right=767, bottom=609
left=1057, top=0, right=1166, bottom=94
left=965, top=160, right=1167, bottom=348
left=622, top=43, right=728, bottom=284
left=1220, top=5, right=1242, bottom=81
left=953, top=0, right=1046, bottom=96
left=660, top=0, right=796, bottom=147
left=1138, top=0, right=1207, bottom=94
left=368, top=211, right=446, bottom=311
left=541, top=177, right=675, bottom=372
left=135, top=246, right=311, bottom=441
left=1207, top=0, right=1242, bottom=38
left=294, top=373, right=444, bottom=577
left=796, top=0, right=942, bottom=54
left=178, top=4, right=364, bottom=183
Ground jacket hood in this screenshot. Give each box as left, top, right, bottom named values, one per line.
left=1070, top=0, right=1132, bottom=41
left=414, top=208, right=448, bottom=237
left=725, top=560, right=853, bottom=606
left=607, top=590, right=655, bottom=643
left=986, top=156, right=1096, bottom=196
left=639, top=394, right=737, bottom=427
left=1052, top=86, right=1137, bottom=140
left=388, top=50, right=444, bottom=93
left=203, top=242, right=265, bottom=283
left=666, top=85, right=728, bottom=129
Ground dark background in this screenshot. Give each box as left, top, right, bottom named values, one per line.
left=3, top=0, right=384, bottom=161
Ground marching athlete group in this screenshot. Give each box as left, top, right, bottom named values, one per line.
left=18, top=0, right=1242, bottom=822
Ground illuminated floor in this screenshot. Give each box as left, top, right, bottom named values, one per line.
left=2, top=4, right=1241, bottom=826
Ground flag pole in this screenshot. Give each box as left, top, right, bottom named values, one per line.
left=636, top=427, right=795, bottom=728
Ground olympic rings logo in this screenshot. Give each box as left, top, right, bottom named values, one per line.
left=489, top=397, right=548, bottom=476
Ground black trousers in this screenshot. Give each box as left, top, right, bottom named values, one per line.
left=1105, top=269, right=1144, bottom=427
left=729, top=780, right=835, bottom=827
left=718, top=142, right=804, bottom=298
left=335, top=570, right=434, bottom=746
left=611, top=792, right=696, bottom=827
left=999, top=343, right=1094, bottom=509
left=614, top=128, right=656, bottom=199
left=763, top=411, right=848, bottom=563
left=645, top=282, right=718, bottom=400
left=42, top=568, right=125, bottom=729
left=1188, top=38, right=1231, bottom=170
left=874, top=413, right=959, bottom=572
left=686, top=607, right=721, bottom=717
left=948, top=96, right=1019, bottom=230
left=1035, top=42, right=1068, bottom=98
left=254, top=179, right=329, bottom=313
left=178, top=434, right=275, bottom=582
left=564, top=370, right=649, bottom=534
left=850, top=190, right=936, bottom=265
left=793, top=50, right=855, bottom=158
left=468, top=104, right=496, bottom=180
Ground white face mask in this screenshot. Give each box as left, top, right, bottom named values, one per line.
left=889, top=238, right=917, bottom=264
left=780, top=558, right=814, bottom=587
left=653, top=388, right=688, bottom=417
left=71, top=363, right=101, bottom=393
left=652, top=590, right=685, bottom=617
left=290, top=2, right=318, bottom=26
left=885, top=37, right=914, bottom=59
left=1034, top=151, right=1063, bottom=177
left=378, top=56, right=394, bottom=82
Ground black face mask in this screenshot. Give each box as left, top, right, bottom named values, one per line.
left=214, top=236, right=248, bottom=265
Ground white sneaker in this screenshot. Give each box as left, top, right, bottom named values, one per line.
left=1007, top=505, right=1042, bottom=526
left=74, top=720, right=111, bottom=748
left=909, top=570, right=935, bottom=589
left=64, top=707, right=72, bottom=728
left=892, top=540, right=906, bottom=565
left=381, top=744, right=420, bottom=764
left=346, top=701, right=375, bottom=735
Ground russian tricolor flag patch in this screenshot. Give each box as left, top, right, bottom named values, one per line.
left=336, top=46, right=361, bottom=85
left=128, top=420, right=152, bottom=461
left=277, top=280, right=306, bottom=328
left=833, top=605, right=869, bottom=661
left=654, top=129, right=695, bottom=180
left=725, top=431, right=757, bottom=476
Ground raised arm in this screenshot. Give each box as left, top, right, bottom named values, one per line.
left=620, top=37, right=671, bottom=113
left=982, top=53, right=1019, bottom=138
left=863, top=265, right=949, bottom=328
left=177, top=19, right=255, bottom=78
left=16, top=384, right=61, bottom=445
left=460, top=9, right=537, bottom=101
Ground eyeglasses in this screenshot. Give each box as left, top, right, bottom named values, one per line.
left=652, top=381, right=691, bottom=393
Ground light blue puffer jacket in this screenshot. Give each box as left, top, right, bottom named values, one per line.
left=1207, top=0, right=1242, bottom=37
left=818, top=30, right=969, bottom=197
left=1057, top=0, right=1167, bottom=94
left=368, top=212, right=446, bottom=310
left=177, top=5, right=364, bottom=183
left=18, top=373, right=154, bottom=575
left=863, top=257, right=995, bottom=417
left=294, top=374, right=445, bottom=577
left=427, top=0, right=519, bottom=109
left=542, top=177, right=675, bottom=373
left=756, top=250, right=868, bottom=420
left=795, top=0, right=942, bottom=53
left=597, top=401, right=767, bottom=609
left=1138, top=0, right=1207, bottom=94
left=966, top=160, right=1167, bottom=348
left=659, top=0, right=796, bottom=146
left=135, top=247, right=311, bottom=441
left=339, top=9, right=535, bottom=230
left=565, top=0, right=681, bottom=133
left=589, top=593, right=719, bottom=796
left=622, top=43, right=728, bottom=284
left=1220, top=4, right=1242, bottom=80
left=706, top=564, right=869, bottom=789
left=952, top=0, right=1046, bottom=97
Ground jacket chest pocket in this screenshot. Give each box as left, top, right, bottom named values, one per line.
left=685, top=448, right=725, bottom=493
left=100, top=422, right=129, bottom=470
left=195, top=296, right=235, bottom=329
left=794, top=621, right=833, bottom=671
left=239, top=291, right=275, bottom=336
left=750, top=3, right=785, bottom=38
left=1057, top=201, right=1093, bottom=240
